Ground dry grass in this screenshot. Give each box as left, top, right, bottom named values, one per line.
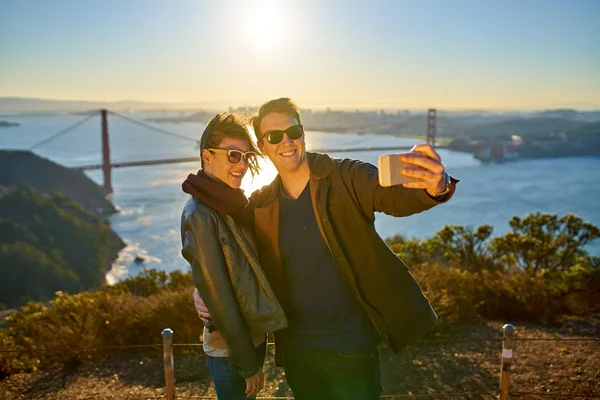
left=2, top=316, right=598, bottom=400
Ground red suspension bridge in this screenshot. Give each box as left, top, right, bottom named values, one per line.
left=28, top=109, right=444, bottom=194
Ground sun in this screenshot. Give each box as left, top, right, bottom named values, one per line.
left=240, top=1, right=286, bottom=50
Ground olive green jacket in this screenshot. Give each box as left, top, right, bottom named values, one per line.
left=249, top=152, right=457, bottom=365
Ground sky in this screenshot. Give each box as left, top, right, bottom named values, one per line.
left=1, top=0, right=599, bottom=110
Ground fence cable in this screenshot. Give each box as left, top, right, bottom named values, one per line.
left=0, top=343, right=161, bottom=354
left=5, top=336, right=598, bottom=354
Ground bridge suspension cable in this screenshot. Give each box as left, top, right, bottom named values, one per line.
left=29, top=111, right=99, bottom=150
left=108, top=110, right=200, bottom=144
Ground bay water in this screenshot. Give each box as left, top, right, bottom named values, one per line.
left=1, top=113, right=598, bottom=282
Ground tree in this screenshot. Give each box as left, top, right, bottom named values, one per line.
left=490, top=213, right=600, bottom=273
left=429, top=224, right=495, bottom=271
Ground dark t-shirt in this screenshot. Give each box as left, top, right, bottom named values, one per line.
left=278, top=184, right=379, bottom=353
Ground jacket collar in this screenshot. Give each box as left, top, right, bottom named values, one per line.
left=251, top=152, right=336, bottom=208
left=307, top=152, right=337, bottom=179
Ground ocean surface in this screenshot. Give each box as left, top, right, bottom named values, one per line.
left=1, top=113, right=599, bottom=282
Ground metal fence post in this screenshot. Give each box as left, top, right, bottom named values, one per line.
left=162, top=328, right=175, bottom=400
left=500, top=323, right=515, bottom=400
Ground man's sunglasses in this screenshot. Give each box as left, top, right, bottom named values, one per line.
left=263, top=124, right=304, bottom=145
left=207, top=148, right=257, bottom=164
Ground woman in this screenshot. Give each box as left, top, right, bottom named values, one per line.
left=180, top=112, right=287, bottom=399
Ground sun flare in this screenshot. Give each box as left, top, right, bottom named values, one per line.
left=241, top=157, right=278, bottom=194
left=240, top=1, right=286, bottom=50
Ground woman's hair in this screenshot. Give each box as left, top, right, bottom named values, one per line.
left=200, top=112, right=262, bottom=176
left=251, top=98, right=302, bottom=141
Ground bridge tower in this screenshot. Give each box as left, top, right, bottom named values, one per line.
left=427, top=108, right=436, bottom=147
left=100, top=109, right=113, bottom=195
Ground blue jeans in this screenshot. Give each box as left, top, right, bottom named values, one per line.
left=206, top=341, right=267, bottom=400
left=283, top=343, right=383, bottom=400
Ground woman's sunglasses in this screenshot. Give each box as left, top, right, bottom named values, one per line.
left=263, top=124, right=304, bottom=145
left=207, top=148, right=257, bottom=164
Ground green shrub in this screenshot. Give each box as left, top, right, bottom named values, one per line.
left=411, top=263, right=480, bottom=326
left=395, top=213, right=600, bottom=325
left=429, top=224, right=496, bottom=271
left=389, top=213, right=600, bottom=276
left=413, top=262, right=599, bottom=327
left=0, top=270, right=199, bottom=376
left=489, top=213, right=600, bottom=273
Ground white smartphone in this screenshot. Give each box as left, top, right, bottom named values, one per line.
left=378, top=153, right=422, bottom=187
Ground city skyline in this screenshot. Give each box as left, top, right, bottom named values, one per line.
left=1, top=0, right=599, bottom=110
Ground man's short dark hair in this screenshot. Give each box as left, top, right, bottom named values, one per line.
left=200, top=112, right=261, bottom=176
left=251, top=98, right=302, bottom=141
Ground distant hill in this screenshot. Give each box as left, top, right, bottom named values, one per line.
left=532, top=109, right=580, bottom=120
left=567, top=121, right=600, bottom=137
left=532, top=108, right=600, bottom=122
left=3, top=97, right=599, bottom=120
left=148, top=106, right=600, bottom=139
left=0, top=97, right=220, bottom=113
left=146, top=109, right=220, bottom=123
left=460, top=118, right=600, bottom=158
left=465, top=118, right=587, bottom=140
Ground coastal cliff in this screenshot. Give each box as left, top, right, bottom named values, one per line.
left=0, top=150, right=125, bottom=308
left=0, top=149, right=117, bottom=214
left=0, top=186, right=125, bottom=308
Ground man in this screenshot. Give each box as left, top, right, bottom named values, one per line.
left=197, top=98, right=457, bottom=399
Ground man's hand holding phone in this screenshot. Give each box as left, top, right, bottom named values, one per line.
left=379, top=144, right=448, bottom=197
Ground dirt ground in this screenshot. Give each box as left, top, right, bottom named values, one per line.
left=1, top=318, right=598, bottom=400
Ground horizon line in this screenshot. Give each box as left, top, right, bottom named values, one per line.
left=1, top=95, right=600, bottom=113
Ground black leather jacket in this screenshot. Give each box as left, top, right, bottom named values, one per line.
left=181, top=197, right=287, bottom=378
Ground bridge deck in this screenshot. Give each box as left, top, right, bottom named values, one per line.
left=75, top=145, right=448, bottom=170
